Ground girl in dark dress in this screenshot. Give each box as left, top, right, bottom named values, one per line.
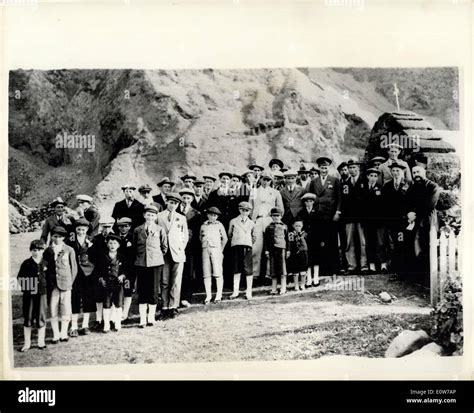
left=287, top=219, right=309, bottom=290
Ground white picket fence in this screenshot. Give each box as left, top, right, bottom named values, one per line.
left=429, top=226, right=461, bottom=306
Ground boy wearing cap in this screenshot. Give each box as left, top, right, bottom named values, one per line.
left=43, top=226, right=78, bottom=343
left=200, top=207, right=228, bottom=303
left=94, top=234, right=130, bottom=332
left=264, top=208, right=290, bottom=295
left=178, top=188, right=202, bottom=307
left=112, top=184, right=144, bottom=231
left=67, top=219, right=96, bottom=336
left=134, top=205, right=168, bottom=327
left=41, top=197, right=75, bottom=245
left=379, top=143, right=412, bottom=185
left=280, top=170, right=306, bottom=225
left=308, top=157, right=342, bottom=276
left=298, top=193, right=320, bottom=287
left=228, top=201, right=255, bottom=299
left=76, top=195, right=101, bottom=238
left=17, top=240, right=48, bottom=351
left=116, top=217, right=136, bottom=322
left=157, top=194, right=189, bottom=319
left=153, top=177, right=175, bottom=210
left=364, top=168, right=388, bottom=274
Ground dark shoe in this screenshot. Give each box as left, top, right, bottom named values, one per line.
left=146, top=322, right=155, bottom=327
left=138, top=324, right=146, bottom=329
left=51, top=339, right=59, bottom=345
left=361, top=269, right=370, bottom=276
left=339, top=269, right=348, bottom=275
left=91, top=321, right=102, bottom=331
left=157, top=311, right=169, bottom=321
left=122, top=318, right=133, bottom=325
left=313, top=282, right=320, bottom=287
left=81, top=328, right=91, bottom=336
left=203, top=299, right=211, bottom=305
left=59, top=337, right=69, bottom=342
left=381, top=268, right=389, bottom=275
left=38, top=345, right=47, bottom=350
left=69, top=329, right=78, bottom=338
left=102, top=329, right=110, bottom=334
left=212, top=298, right=221, bottom=304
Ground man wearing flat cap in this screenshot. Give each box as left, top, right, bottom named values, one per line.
left=112, top=184, right=144, bottom=231
left=76, top=194, right=101, bottom=238
left=138, top=184, right=162, bottom=213
left=153, top=177, right=175, bottom=210
left=191, top=179, right=208, bottom=212
left=156, top=193, right=189, bottom=319
left=180, top=172, right=197, bottom=189
left=280, top=170, right=306, bottom=225
left=308, top=156, right=342, bottom=276
left=379, top=143, right=412, bottom=185
left=248, top=164, right=264, bottom=182
left=41, top=197, right=75, bottom=245
left=202, top=176, right=216, bottom=197
left=381, top=161, right=413, bottom=277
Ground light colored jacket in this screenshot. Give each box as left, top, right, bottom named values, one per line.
left=200, top=221, right=228, bottom=249
left=133, top=222, right=168, bottom=267
left=157, top=210, right=189, bottom=262
left=250, top=186, right=284, bottom=220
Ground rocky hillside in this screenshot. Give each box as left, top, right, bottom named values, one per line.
left=8, top=68, right=459, bottom=217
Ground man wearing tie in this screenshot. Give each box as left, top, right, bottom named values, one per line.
left=41, top=197, right=75, bottom=244
left=191, top=179, right=208, bottom=212
left=112, top=184, right=144, bottom=231
left=308, top=156, right=342, bottom=276
left=153, top=177, right=175, bottom=211
left=279, top=170, right=306, bottom=225
left=156, top=193, right=189, bottom=319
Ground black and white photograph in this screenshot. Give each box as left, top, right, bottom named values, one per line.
left=7, top=65, right=463, bottom=368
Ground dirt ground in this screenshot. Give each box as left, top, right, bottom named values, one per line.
left=10, top=262, right=431, bottom=367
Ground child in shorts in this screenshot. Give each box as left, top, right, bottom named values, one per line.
left=264, top=208, right=290, bottom=295
left=200, top=207, right=228, bottom=304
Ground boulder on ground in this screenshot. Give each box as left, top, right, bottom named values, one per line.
left=384, top=330, right=431, bottom=358
left=404, top=342, right=444, bottom=358
left=379, top=291, right=392, bottom=303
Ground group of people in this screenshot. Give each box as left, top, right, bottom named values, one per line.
left=16, top=142, right=441, bottom=351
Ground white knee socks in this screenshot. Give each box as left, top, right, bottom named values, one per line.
left=215, top=277, right=223, bottom=300
left=280, top=275, right=287, bottom=294
left=51, top=318, right=60, bottom=341
left=313, top=265, right=320, bottom=286
left=147, top=304, right=156, bottom=325
left=306, top=267, right=313, bottom=285
left=71, top=313, right=79, bottom=331
left=96, top=302, right=103, bottom=323
left=139, top=304, right=147, bottom=326
left=245, top=276, right=253, bottom=298
left=82, top=313, right=90, bottom=329
left=103, top=308, right=111, bottom=332
left=21, top=327, right=31, bottom=351
left=38, top=326, right=46, bottom=347
left=114, top=307, right=123, bottom=330
left=230, top=274, right=241, bottom=298
left=123, top=296, right=132, bottom=319
left=204, top=278, right=212, bottom=301
left=60, top=318, right=70, bottom=339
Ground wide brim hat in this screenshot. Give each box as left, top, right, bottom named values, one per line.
left=302, top=193, right=317, bottom=201
left=144, top=205, right=159, bottom=214
left=248, top=164, right=264, bottom=171
left=99, top=216, right=115, bottom=226
left=337, top=162, right=348, bottom=171
left=347, top=159, right=362, bottom=166
left=138, top=184, right=153, bottom=193
left=206, top=206, right=222, bottom=215
left=283, top=170, right=298, bottom=177
left=268, top=158, right=284, bottom=169
left=366, top=167, right=381, bottom=175
left=202, top=175, right=216, bottom=182
left=388, top=161, right=407, bottom=170
left=50, top=197, right=66, bottom=208
left=272, top=171, right=284, bottom=178
left=106, top=233, right=122, bottom=243
left=180, top=173, right=197, bottom=181
left=121, top=184, right=136, bottom=191
left=270, top=207, right=283, bottom=216
left=260, top=172, right=273, bottom=181
left=194, top=179, right=206, bottom=186
left=157, top=177, right=175, bottom=187
left=218, top=172, right=232, bottom=179
left=116, top=217, right=132, bottom=226
left=76, top=194, right=93, bottom=203
left=179, top=188, right=196, bottom=198
left=385, top=143, right=403, bottom=150
left=238, top=201, right=252, bottom=211
left=370, top=156, right=386, bottom=163
left=316, top=156, right=332, bottom=166
left=74, top=218, right=90, bottom=228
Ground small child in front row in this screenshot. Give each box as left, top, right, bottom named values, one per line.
left=228, top=201, right=256, bottom=300
left=287, top=219, right=309, bottom=291
left=17, top=240, right=48, bottom=351
left=200, top=207, right=228, bottom=304
left=264, top=208, right=290, bottom=295
left=94, top=234, right=128, bottom=332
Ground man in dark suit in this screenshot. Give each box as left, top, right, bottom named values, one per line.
left=153, top=177, right=175, bottom=210
left=407, top=165, right=441, bottom=284
left=191, top=179, right=208, bottom=212
left=337, top=162, right=350, bottom=272
left=178, top=188, right=202, bottom=307
left=76, top=194, right=101, bottom=238
left=111, top=184, right=145, bottom=231
left=308, top=156, right=342, bottom=276
left=206, top=172, right=237, bottom=229
left=41, top=197, right=75, bottom=244
left=381, top=161, right=413, bottom=277
left=279, top=170, right=306, bottom=225
left=342, top=160, right=369, bottom=274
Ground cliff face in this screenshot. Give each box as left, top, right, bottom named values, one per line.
left=8, top=67, right=458, bottom=216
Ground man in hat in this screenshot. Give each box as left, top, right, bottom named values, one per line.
left=248, top=164, right=265, bottom=182
left=342, top=160, right=369, bottom=274
left=112, top=184, right=144, bottom=231
left=153, top=177, right=175, bottom=210
left=206, top=172, right=236, bottom=229
left=297, top=166, right=311, bottom=190
left=337, top=161, right=350, bottom=272
left=251, top=172, right=284, bottom=221
left=379, top=143, right=412, bottom=185
left=191, top=179, right=208, bottom=212
left=309, top=167, right=319, bottom=181
left=76, top=194, right=101, bottom=238
left=368, top=156, right=386, bottom=186
left=381, top=161, right=413, bottom=277
left=364, top=168, right=388, bottom=274
left=156, top=193, right=189, bottom=319
left=272, top=170, right=285, bottom=191
left=138, top=184, right=163, bottom=212
left=268, top=158, right=284, bottom=173
left=202, top=175, right=216, bottom=196
left=406, top=165, right=441, bottom=284
left=180, top=172, right=197, bottom=189
left=178, top=188, right=202, bottom=307
left=41, top=197, right=75, bottom=245
left=280, top=170, right=306, bottom=225
left=308, top=156, right=342, bottom=276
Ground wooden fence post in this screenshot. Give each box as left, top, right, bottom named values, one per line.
left=429, top=225, right=439, bottom=307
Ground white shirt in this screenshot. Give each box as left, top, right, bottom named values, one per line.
left=320, top=175, right=328, bottom=186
